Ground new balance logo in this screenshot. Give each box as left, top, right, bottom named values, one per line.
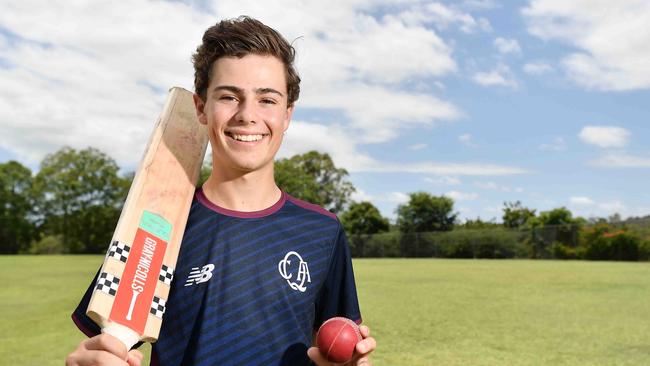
left=185, top=264, right=215, bottom=287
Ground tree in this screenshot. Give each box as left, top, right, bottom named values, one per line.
left=32, top=147, right=130, bottom=253
left=199, top=153, right=212, bottom=186
left=534, top=207, right=584, bottom=227
left=0, top=161, right=35, bottom=253
left=460, top=217, right=500, bottom=230
left=341, top=201, right=389, bottom=235
left=502, top=201, right=536, bottom=228
left=340, top=201, right=390, bottom=257
left=396, top=192, right=457, bottom=233
left=526, top=207, right=583, bottom=257
left=275, top=151, right=355, bottom=213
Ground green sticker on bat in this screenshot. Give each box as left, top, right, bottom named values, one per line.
left=139, top=210, right=172, bottom=242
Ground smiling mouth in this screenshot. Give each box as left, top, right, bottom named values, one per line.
left=225, top=132, right=268, bottom=142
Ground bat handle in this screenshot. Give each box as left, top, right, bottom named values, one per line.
left=102, top=322, right=141, bottom=352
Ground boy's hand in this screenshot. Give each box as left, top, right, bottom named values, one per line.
left=66, top=333, right=143, bottom=366
left=307, top=325, right=376, bottom=366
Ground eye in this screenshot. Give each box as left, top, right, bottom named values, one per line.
left=219, top=94, right=238, bottom=102
left=260, top=98, right=277, bottom=105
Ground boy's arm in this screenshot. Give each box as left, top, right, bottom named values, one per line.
left=67, top=270, right=144, bottom=366
left=308, top=225, right=376, bottom=365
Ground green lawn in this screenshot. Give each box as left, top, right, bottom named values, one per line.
left=1, top=256, right=649, bottom=365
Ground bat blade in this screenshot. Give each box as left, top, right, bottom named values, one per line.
left=86, top=87, right=208, bottom=348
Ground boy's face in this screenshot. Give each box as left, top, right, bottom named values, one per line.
left=194, top=54, right=293, bottom=175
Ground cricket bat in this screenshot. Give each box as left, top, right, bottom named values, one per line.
left=86, top=87, right=208, bottom=350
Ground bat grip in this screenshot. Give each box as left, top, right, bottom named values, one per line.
left=102, top=322, right=141, bottom=352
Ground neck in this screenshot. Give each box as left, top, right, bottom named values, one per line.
left=201, top=164, right=281, bottom=212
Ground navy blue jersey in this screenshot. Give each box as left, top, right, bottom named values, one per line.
left=72, top=189, right=361, bottom=366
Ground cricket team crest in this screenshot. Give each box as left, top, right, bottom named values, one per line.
left=278, top=251, right=311, bottom=292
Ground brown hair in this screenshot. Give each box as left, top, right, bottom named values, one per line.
left=192, top=16, right=301, bottom=107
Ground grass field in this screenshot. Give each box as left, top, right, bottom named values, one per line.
left=1, top=256, right=649, bottom=365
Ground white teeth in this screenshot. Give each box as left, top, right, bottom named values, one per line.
left=231, top=134, right=264, bottom=142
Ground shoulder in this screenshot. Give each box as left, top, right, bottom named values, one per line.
left=283, top=193, right=339, bottom=222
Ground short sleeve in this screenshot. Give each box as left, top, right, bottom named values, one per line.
left=313, top=225, right=362, bottom=328
left=71, top=269, right=102, bottom=338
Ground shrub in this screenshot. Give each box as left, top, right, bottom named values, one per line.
left=639, top=240, right=650, bottom=261
left=28, top=235, right=65, bottom=254
left=436, top=229, right=524, bottom=259
left=582, top=226, right=643, bottom=261
left=362, top=232, right=400, bottom=257
left=550, top=241, right=580, bottom=259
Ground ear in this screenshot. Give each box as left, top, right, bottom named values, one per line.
left=283, top=106, right=293, bottom=132
left=193, top=93, right=208, bottom=125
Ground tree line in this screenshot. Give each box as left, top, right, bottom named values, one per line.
left=1, top=146, right=649, bottom=260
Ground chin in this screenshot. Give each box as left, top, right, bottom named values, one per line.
left=232, top=159, right=269, bottom=173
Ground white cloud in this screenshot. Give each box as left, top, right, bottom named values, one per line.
left=568, top=195, right=650, bottom=220
left=578, top=126, right=630, bottom=148
left=0, top=0, right=463, bottom=167
left=474, top=181, right=524, bottom=193
left=523, top=0, right=650, bottom=91
left=281, top=121, right=529, bottom=176
left=472, top=64, right=518, bottom=88
left=458, top=133, right=478, bottom=148
left=351, top=188, right=374, bottom=202
left=569, top=197, right=634, bottom=218
left=398, top=3, right=492, bottom=33
left=279, top=121, right=376, bottom=172
left=388, top=192, right=410, bottom=204
left=523, top=61, right=554, bottom=75
left=445, top=190, right=479, bottom=201
left=570, top=196, right=595, bottom=205
left=494, top=37, right=521, bottom=54
left=589, top=153, right=650, bottom=168
left=425, top=176, right=461, bottom=185
left=300, top=84, right=461, bottom=143
left=0, top=1, right=210, bottom=167
left=538, top=136, right=566, bottom=151
left=369, top=162, right=529, bottom=175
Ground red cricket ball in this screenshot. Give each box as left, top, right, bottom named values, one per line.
left=316, top=317, right=362, bottom=363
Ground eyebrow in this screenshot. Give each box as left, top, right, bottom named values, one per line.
left=212, top=85, right=284, bottom=97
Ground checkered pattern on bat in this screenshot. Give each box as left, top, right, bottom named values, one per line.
left=159, top=264, right=174, bottom=285
left=96, top=272, right=120, bottom=296
left=150, top=296, right=166, bottom=318
left=107, top=241, right=130, bottom=263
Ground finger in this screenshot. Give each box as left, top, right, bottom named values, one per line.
left=307, top=346, right=343, bottom=366
left=67, top=349, right=129, bottom=366
left=128, top=350, right=143, bottom=361
left=84, top=334, right=128, bottom=360
left=307, top=347, right=327, bottom=365
left=355, top=336, right=376, bottom=355
left=353, top=355, right=372, bottom=366
left=127, top=350, right=144, bottom=366
left=358, top=325, right=370, bottom=338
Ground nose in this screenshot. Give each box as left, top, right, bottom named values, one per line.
left=235, top=98, right=256, bottom=124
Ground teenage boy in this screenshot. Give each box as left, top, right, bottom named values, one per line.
left=66, top=16, right=376, bottom=366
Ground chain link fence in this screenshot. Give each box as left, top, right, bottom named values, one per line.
left=347, top=225, right=582, bottom=259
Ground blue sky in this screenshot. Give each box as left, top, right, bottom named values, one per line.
left=1, top=0, right=649, bottom=222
